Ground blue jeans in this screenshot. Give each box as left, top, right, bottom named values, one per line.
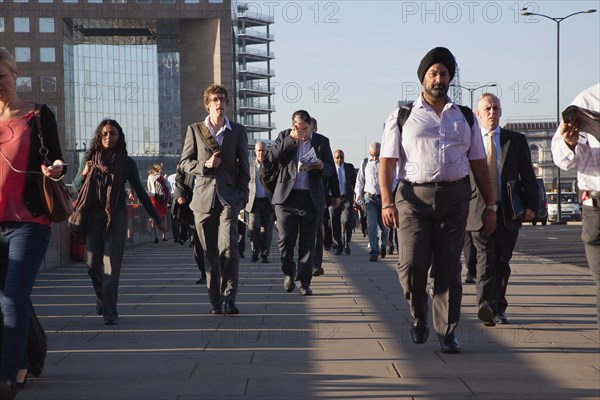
left=0, top=222, right=51, bottom=386
left=365, top=194, right=387, bottom=256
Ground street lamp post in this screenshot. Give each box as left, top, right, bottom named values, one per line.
left=520, top=6, right=597, bottom=224
left=451, top=83, right=497, bottom=109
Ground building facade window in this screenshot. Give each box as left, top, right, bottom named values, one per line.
left=14, top=18, right=30, bottom=33
left=15, top=47, right=31, bottom=62
left=41, top=76, right=57, bottom=92
left=16, top=77, right=32, bottom=92
left=530, top=144, right=540, bottom=164
left=40, top=47, right=56, bottom=62
left=39, top=18, right=55, bottom=33
left=0, top=18, right=4, bottom=33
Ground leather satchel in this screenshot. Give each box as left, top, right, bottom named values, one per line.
left=506, top=180, right=525, bottom=220
left=34, top=104, right=74, bottom=222
left=68, top=207, right=87, bottom=244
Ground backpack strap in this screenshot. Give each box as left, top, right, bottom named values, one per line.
left=456, top=105, right=475, bottom=128
left=395, top=101, right=474, bottom=130
left=193, top=121, right=236, bottom=176
left=396, top=102, right=414, bottom=132
left=360, top=157, right=368, bottom=178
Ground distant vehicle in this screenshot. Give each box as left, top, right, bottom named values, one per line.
left=546, top=191, right=581, bottom=222
left=531, top=179, right=548, bottom=226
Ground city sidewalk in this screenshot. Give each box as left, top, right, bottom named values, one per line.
left=20, top=234, right=600, bottom=400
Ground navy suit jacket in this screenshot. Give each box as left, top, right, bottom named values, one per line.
left=264, top=129, right=335, bottom=211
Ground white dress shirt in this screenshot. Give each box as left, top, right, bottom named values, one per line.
left=204, top=115, right=232, bottom=146
left=552, top=83, right=600, bottom=191
left=354, top=158, right=381, bottom=197
left=380, top=94, right=485, bottom=183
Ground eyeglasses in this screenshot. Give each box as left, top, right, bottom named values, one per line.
left=208, top=96, right=227, bottom=103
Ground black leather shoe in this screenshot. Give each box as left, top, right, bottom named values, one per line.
left=224, top=299, right=239, bottom=315
left=312, top=266, right=324, bottom=276
left=495, top=312, right=510, bottom=324
left=334, top=248, right=343, bottom=255
left=251, top=251, right=259, bottom=262
left=300, top=286, right=313, bottom=296
left=380, top=246, right=387, bottom=259
left=477, top=303, right=496, bottom=327
left=369, top=255, right=378, bottom=262
left=284, top=275, right=296, bottom=292
left=441, top=334, right=461, bottom=354
left=211, top=306, right=223, bottom=315
left=261, top=254, right=269, bottom=263
left=104, top=319, right=118, bottom=325
left=410, top=320, right=429, bottom=344
left=0, top=381, right=16, bottom=400
left=388, top=246, right=394, bottom=255
left=464, top=273, right=476, bottom=284
left=344, top=243, right=350, bottom=254
left=196, top=275, right=207, bottom=285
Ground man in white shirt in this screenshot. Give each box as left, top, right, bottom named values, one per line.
left=379, top=47, right=496, bottom=354
left=354, top=142, right=388, bottom=262
left=552, top=83, right=600, bottom=333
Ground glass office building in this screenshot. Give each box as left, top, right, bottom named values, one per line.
left=0, top=0, right=275, bottom=177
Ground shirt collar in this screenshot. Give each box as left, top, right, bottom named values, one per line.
left=204, top=116, right=232, bottom=134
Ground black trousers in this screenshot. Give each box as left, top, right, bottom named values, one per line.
left=470, top=207, right=519, bottom=314
left=275, top=191, right=321, bottom=287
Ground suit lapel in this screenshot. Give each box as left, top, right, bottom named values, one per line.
left=499, top=128, right=510, bottom=171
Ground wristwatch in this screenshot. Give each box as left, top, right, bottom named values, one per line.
left=486, top=204, right=498, bottom=212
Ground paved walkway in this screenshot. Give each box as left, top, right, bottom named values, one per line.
left=20, top=233, right=600, bottom=400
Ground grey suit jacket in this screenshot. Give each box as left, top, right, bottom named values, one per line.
left=467, top=128, right=539, bottom=231
left=246, top=160, right=274, bottom=212
left=179, top=120, right=250, bottom=214
left=264, top=129, right=335, bottom=211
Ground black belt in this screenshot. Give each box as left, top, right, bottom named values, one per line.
left=402, top=176, right=469, bottom=188
left=365, top=193, right=381, bottom=198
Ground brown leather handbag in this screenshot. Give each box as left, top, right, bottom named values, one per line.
left=33, top=105, right=74, bottom=222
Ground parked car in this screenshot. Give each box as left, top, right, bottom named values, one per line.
left=546, top=191, right=581, bottom=222
left=531, top=179, right=548, bottom=226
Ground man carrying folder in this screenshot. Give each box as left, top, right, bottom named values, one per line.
left=466, top=93, right=539, bottom=326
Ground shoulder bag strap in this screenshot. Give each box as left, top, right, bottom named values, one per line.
left=195, top=121, right=236, bottom=176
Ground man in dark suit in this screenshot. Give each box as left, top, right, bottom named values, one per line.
left=246, top=141, right=275, bottom=263
left=179, top=84, right=250, bottom=315
left=330, top=149, right=357, bottom=255
left=173, top=166, right=206, bottom=284
left=467, top=93, right=538, bottom=326
left=263, top=110, right=337, bottom=295
left=311, top=118, right=340, bottom=277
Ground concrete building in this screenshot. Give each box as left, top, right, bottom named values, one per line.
left=0, top=0, right=275, bottom=178
left=504, top=118, right=577, bottom=192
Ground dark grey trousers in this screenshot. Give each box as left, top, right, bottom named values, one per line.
left=582, top=204, right=600, bottom=332
left=395, top=179, right=470, bottom=341
left=194, top=203, right=240, bottom=308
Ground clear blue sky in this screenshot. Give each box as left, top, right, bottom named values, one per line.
left=265, top=0, right=600, bottom=166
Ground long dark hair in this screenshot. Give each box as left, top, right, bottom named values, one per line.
left=86, top=119, right=128, bottom=161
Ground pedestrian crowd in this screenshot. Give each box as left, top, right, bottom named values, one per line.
left=1, top=46, right=598, bottom=400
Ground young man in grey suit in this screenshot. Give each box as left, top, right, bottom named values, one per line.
left=246, top=141, right=275, bottom=263
left=263, top=110, right=337, bottom=295
left=467, top=93, right=538, bottom=326
left=179, top=84, right=250, bottom=315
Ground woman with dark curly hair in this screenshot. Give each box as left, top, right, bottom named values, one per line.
left=72, top=119, right=166, bottom=326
